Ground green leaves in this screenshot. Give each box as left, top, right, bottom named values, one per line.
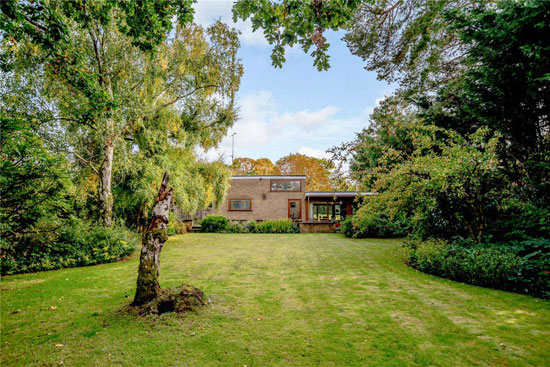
left=232, top=0, right=360, bottom=70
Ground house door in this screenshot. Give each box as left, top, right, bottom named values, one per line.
left=288, top=199, right=302, bottom=220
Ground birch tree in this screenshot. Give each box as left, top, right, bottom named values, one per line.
left=2, top=2, right=242, bottom=226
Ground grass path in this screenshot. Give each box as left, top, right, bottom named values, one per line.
left=2, top=234, right=549, bottom=366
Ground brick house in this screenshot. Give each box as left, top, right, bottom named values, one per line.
left=198, top=175, right=373, bottom=225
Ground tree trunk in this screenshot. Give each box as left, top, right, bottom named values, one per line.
left=99, top=137, right=114, bottom=227
left=132, top=172, right=173, bottom=306
left=99, top=76, right=115, bottom=227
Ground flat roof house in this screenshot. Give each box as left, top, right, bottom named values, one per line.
left=198, top=175, right=373, bottom=228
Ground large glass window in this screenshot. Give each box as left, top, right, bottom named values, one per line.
left=271, top=180, right=301, bottom=192
left=312, top=202, right=343, bottom=221
left=312, top=203, right=328, bottom=220
left=228, top=199, right=252, bottom=211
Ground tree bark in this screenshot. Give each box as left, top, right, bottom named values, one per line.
left=99, top=136, right=114, bottom=227
left=132, top=172, right=173, bottom=306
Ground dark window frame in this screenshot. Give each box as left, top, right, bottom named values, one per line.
left=270, top=179, right=302, bottom=192
left=228, top=198, right=252, bottom=211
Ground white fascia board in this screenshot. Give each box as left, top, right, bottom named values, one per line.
left=304, top=192, right=376, bottom=197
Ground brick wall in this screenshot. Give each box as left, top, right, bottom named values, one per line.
left=213, top=178, right=305, bottom=221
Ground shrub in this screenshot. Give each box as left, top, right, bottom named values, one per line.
left=256, top=219, right=299, bottom=233
left=341, top=209, right=410, bottom=238
left=200, top=215, right=228, bottom=233
left=225, top=221, right=247, bottom=233
left=340, top=216, right=354, bottom=237
left=353, top=211, right=409, bottom=238
left=506, top=238, right=550, bottom=298
left=404, top=239, right=549, bottom=299
left=167, top=212, right=186, bottom=236
left=1, top=219, right=138, bottom=275
left=244, top=220, right=258, bottom=233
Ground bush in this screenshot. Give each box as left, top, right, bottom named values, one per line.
left=167, top=212, right=186, bottom=236
left=200, top=214, right=228, bottom=233
left=340, top=216, right=354, bottom=237
left=225, top=221, right=247, bottom=233
left=506, top=238, right=550, bottom=298
left=341, top=210, right=410, bottom=238
left=256, top=219, right=299, bottom=233
left=1, top=219, right=138, bottom=275
left=404, top=239, right=549, bottom=299
left=244, top=220, right=258, bottom=233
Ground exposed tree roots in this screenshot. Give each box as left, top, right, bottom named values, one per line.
left=127, top=285, right=204, bottom=315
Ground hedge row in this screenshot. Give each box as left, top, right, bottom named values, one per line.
left=200, top=215, right=299, bottom=234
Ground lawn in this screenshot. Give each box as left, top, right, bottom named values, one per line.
left=1, top=234, right=549, bottom=367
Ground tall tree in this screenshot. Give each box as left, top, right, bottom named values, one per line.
left=1, top=0, right=195, bottom=226
left=419, top=1, right=550, bottom=204
left=329, top=96, right=416, bottom=189
left=231, top=157, right=279, bottom=175
left=71, top=21, right=241, bottom=229
left=5, top=11, right=242, bottom=226
left=276, top=153, right=333, bottom=191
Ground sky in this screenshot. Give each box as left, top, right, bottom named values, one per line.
left=194, top=1, right=395, bottom=163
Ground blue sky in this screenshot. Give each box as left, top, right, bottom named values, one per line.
left=194, top=1, right=394, bottom=163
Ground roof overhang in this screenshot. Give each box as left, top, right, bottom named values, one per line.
left=305, top=192, right=375, bottom=198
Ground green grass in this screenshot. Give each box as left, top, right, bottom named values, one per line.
left=2, top=234, right=549, bottom=367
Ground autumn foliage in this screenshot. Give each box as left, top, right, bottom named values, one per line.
left=231, top=153, right=335, bottom=191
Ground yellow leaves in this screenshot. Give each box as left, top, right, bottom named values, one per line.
left=160, top=57, right=168, bottom=71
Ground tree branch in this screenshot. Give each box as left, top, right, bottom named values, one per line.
left=149, top=84, right=220, bottom=116
left=88, top=28, right=104, bottom=86
left=68, top=151, right=100, bottom=175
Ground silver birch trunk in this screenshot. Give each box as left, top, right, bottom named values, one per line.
left=99, top=135, right=114, bottom=227
left=132, top=172, right=173, bottom=306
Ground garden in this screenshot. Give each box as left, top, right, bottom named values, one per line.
left=2, top=233, right=549, bottom=367
left=1, top=1, right=549, bottom=366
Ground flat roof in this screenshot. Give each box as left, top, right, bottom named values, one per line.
left=305, top=192, right=375, bottom=197
left=232, top=175, right=306, bottom=180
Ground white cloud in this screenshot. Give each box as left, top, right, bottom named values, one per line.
left=274, top=106, right=339, bottom=130
left=193, top=0, right=269, bottom=47
left=232, top=90, right=339, bottom=149
left=202, top=90, right=392, bottom=164
left=297, top=147, right=330, bottom=159
left=203, top=90, right=341, bottom=162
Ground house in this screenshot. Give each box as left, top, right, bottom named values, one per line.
left=197, top=175, right=373, bottom=231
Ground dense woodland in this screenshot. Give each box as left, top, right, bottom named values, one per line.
left=1, top=1, right=549, bottom=298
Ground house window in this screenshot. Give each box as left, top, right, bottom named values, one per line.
left=271, top=180, right=301, bottom=192
left=312, top=203, right=329, bottom=220
left=288, top=199, right=302, bottom=220
left=311, top=202, right=345, bottom=221
left=228, top=199, right=252, bottom=211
